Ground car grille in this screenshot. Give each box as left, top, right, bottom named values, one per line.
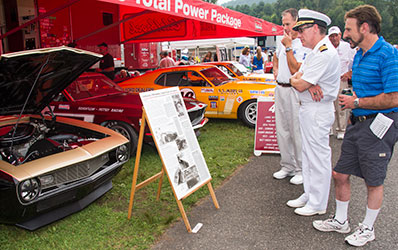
left=188, top=108, right=206, bottom=126
left=39, top=153, right=110, bottom=190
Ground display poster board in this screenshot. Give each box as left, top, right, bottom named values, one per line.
left=254, top=96, right=280, bottom=155
left=139, top=87, right=212, bottom=200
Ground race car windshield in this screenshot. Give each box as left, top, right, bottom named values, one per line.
left=200, top=67, right=234, bottom=86
left=66, top=75, right=123, bottom=100
left=231, top=62, right=249, bottom=75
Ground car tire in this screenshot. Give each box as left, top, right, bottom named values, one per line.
left=239, top=100, right=257, bottom=128
left=104, top=121, right=138, bottom=155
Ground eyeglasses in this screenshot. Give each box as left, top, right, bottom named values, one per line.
left=297, top=24, right=314, bottom=33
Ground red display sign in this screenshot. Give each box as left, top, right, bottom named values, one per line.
left=254, top=97, right=279, bottom=155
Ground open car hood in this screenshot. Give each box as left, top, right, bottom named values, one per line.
left=0, top=47, right=102, bottom=116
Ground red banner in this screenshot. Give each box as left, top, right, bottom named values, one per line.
left=123, top=12, right=187, bottom=40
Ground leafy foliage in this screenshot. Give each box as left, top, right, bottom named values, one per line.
left=228, top=0, right=398, bottom=44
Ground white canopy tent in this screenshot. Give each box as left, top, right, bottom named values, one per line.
left=162, top=37, right=257, bottom=61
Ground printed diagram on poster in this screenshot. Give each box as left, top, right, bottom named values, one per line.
left=254, top=96, right=280, bottom=156
left=140, top=87, right=212, bottom=200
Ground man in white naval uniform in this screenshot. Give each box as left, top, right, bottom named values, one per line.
left=272, top=8, right=311, bottom=185
left=328, top=26, right=356, bottom=139
left=288, top=9, right=340, bottom=216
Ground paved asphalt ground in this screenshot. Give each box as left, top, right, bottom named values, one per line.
left=152, top=137, right=398, bottom=250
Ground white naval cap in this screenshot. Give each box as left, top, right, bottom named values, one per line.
left=328, top=26, right=341, bottom=36
left=293, top=9, right=331, bottom=31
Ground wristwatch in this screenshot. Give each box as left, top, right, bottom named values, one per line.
left=353, top=98, right=360, bottom=109
left=285, top=47, right=292, bottom=53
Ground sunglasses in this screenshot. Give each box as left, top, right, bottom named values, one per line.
left=297, top=24, right=314, bottom=33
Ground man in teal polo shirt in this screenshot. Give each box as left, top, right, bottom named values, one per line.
left=312, top=5, right=398, bottom=247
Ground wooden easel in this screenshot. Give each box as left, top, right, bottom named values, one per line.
left=127, top=108, right=219, bottom=233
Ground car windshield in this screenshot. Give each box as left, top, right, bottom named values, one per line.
left=66, top=75, right=123, bottom=100
left=200, top=67, right=234, bottom=86
left=231, top=62, right=250, bottom=75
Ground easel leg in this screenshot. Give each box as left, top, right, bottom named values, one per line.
left=176, top=199, right=192, bottom=233
left=127, top=110, right=147, bottom=220
left=156, top=168, right=165, bottom=201
left=207, top=182, right=220, bottom=209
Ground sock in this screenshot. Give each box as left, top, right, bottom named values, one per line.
left=362, top=206, right=380, bottom=229
left=334, top=199, right=349, bottom=223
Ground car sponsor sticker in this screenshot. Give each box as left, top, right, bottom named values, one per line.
left=208, top=96, right=218, bottom=101
left=58, top=104, right=70, bottom=110
left=201, top=88, right=214, bottom=93
left=126, top=87, right=154, bottom=93
left=220, top=96, right=225, bottom=101
left=180, top=88, right=195, bottom=98
left=218, top=89, right=243, bottom=95
left=210, top=102, right=217, bottom=109
left=236, top=96, right=243, bottom=103
left=250, top=90, right=266, bottom=95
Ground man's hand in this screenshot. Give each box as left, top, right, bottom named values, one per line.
left=339, top=91, right=357, bottom=110
left=281, top=30, right=293, bottom=48
left=308, top=85, right=324, bottom=102
left=341, top=71, right=352, bottom=81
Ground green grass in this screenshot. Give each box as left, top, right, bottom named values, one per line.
left=0, top=119, right=254, bottom=250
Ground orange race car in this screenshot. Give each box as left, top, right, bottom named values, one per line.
left=118, top=65, right=275, bottom=127
left=203, top=61, right=276, bottom=83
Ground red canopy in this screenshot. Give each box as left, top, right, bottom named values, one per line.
left=99, top=0, right=283, bottom=43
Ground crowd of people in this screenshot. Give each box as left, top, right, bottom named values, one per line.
left=272, top=4, right=398, bottom=248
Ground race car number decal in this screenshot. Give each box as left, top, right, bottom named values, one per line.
left=180, top=88, right=196, bottom=98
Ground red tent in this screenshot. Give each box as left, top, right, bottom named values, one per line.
left=100, top=0, right=283, bottom=43
left=0, top=0, right=282, bottom=57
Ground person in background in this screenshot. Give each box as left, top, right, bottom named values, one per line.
left=202, top=51, right=212, bottom=62
left=289, top=9, right=340, bottom=217
left=272, top=8, right=310, bottom=186
left=239, top=46, right=251, bottom=69
left=159, top=51, right=176, bottom=68
left=251, top=47, right=265, bottom=74
left=328, top=26, right=357, bottom=140
left=313, top=5, right=398, bottom=247
left=96, top=42, right=115, bottom=80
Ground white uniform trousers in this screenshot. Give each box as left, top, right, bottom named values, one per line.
left=333, top=80, right=349, bottom=133
left=275, top=85, right=302, bottom=174
left=299, top=102, right=334, bottom=210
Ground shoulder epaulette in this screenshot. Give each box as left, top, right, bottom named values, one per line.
left=319, top=44, right=328, bottom=52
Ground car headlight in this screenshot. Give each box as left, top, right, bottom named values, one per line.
left=116, top=144, right=129, bottom=162
left=18, top=178, right=41, bottom=203
left=39, top=175, right=54, bottom=187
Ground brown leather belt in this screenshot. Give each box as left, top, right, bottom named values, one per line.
left=277, top=82, right=292, bottom=87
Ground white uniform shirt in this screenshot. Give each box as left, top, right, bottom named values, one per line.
left=298, top=36, right=340, bottom=103
left=276, top=38, right=311, bottom=83
left=336, top=40, right=356, bottom=75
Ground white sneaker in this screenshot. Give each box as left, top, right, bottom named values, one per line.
left=273, top=169, right=294, bottom=179
left=289, top=174, right=303, bottom=185
left=287, top=197, right=307, bottom=208
left=313, top=217, right=351, bottom=233
left=294, top=206, right=326, bottom=216
left=337, top=132, right=345, bottom=140
left=345, top=223, right=375, bottom=247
